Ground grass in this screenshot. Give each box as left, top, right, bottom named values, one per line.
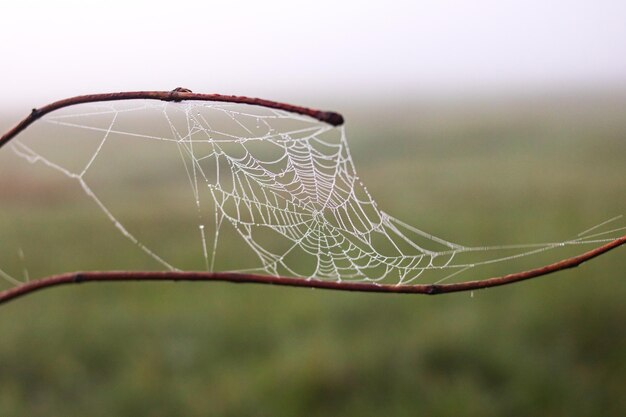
left=0, top=93, right=625, bottom=416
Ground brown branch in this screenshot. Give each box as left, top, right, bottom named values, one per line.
left=0, top=89, right=344, bottom=150
left=0, top=89, right=624, bottom=305
left=0, top=235, right=624, bottom=305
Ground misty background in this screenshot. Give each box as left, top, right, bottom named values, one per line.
left=1, top=1, right=625, bottom=416
left=2, top=0, right=626, bottom=110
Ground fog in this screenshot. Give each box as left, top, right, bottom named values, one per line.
left=2, top=0, right=626, bottom=109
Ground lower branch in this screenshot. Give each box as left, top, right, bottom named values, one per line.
left=1, top=235, right=624, bottom=306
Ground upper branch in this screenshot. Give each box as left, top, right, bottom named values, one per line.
left=0, top=89, right=344, bottom=150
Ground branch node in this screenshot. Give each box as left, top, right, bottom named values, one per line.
left=73, top=273, right=85, bottom=284
left=426, top=285, right=442, bottom=295
left=169, top=87, right=193, bottom=103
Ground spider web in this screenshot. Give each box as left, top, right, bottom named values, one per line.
left=1, top=100, right=623, bottom=286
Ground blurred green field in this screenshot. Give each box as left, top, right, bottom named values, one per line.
left=0, top=93, right=625, bottom=416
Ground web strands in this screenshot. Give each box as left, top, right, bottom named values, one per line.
left=4, top=100, right=623, bottom=287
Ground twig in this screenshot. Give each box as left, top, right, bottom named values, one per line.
left=0, top=89, right=344, bottom=150
left=0, top=90, right=623, bottom=306
left=0, top=235, right=624, bottom=305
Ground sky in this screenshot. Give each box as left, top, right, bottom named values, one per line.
left=2, top=0, right=626, bottom=109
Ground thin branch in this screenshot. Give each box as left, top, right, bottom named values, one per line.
left=0, top=89, right=624, bottom=306
left=0, top=89, right=344, bottom=150
left=0, top=235, right=624, bottom=305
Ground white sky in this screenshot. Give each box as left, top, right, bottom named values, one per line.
left=2, top=0, right=626, bottom=108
